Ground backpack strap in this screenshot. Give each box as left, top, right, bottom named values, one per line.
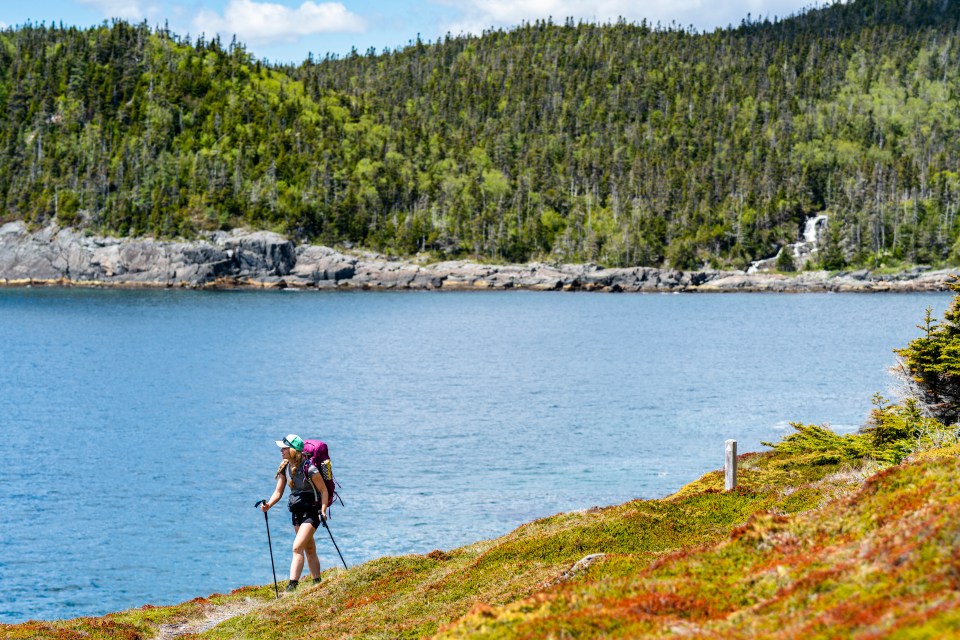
left=308, top=468, right=319, bottom=503
left=298, top=459, right=320, bottom=503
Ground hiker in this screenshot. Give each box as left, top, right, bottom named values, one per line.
left=259, top=434, right=329, bottom=592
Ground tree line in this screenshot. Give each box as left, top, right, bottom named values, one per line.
left=2, top=0, right=960, bottom=269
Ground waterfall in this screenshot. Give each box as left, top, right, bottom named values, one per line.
left=747, top=214, right=828, bottom=273
left=803, top=215, right=828, bottom=245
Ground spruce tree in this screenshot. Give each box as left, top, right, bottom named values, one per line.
left=895, top=289, right=960, bottom=424
left=776, top=245, right=797, bottom=272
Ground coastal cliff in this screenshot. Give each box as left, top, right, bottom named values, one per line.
left=0, top=222, right=953, bottom=293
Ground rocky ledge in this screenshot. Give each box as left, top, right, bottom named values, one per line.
left=0, top=221, right=954, bottom=293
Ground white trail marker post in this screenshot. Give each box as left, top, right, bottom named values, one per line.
left=725, top=439, right=738, bottom=491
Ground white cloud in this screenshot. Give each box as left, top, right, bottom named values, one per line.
left=440, top=0, right=821, bottom=35
left=76, top=0, right=180, bottom=25
left=193, top=0, right=366, bottom=45
left=77, top=0, right=147, bottom=21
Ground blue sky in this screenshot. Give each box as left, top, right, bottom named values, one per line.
left=1, top=0, right=831, bottom=63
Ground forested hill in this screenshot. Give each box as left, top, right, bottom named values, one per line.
left=3, top=0, right=960, bottom=269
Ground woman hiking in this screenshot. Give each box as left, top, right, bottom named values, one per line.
left=259, top=434, right=329, bottom=592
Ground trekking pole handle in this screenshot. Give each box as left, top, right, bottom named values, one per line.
left=255, top=499, right=268, bottom=510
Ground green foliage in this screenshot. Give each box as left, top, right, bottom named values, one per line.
left=896, top=288, right=960, bottom=423
left=867, top=394, right=960, bottom=458
left=765, top=397, right=950, bottom=467
left=863, top=395, right=940, bottom=462
left=775, top=244, right=796, bottom=272
left=763, top=422, right=876, bottom=466
left=825, top=287, right=960, bottom=470
left=817, top=221, right=848, bottom=271
left=4, top=1, right=960, bottom=266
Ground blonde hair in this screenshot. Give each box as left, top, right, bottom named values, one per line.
left=275, top=450, right=304, bottom=489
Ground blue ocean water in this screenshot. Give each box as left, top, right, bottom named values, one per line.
left=0, top=288, right=951, bottom=623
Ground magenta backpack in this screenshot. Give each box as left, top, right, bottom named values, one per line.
left=302, top=439, right=339, bottom=508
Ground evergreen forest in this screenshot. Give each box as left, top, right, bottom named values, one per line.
left=3, top=0, right=960, bottom=269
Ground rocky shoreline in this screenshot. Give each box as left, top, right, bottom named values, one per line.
left=0, top=221, right=954, bottom=293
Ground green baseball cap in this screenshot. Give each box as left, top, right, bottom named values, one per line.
left=276, top=434, right=304, bottom=452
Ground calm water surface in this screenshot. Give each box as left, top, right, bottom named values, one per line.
left=0, top=289, right=950, bottom=622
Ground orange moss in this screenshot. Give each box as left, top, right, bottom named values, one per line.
left=858, top=463, right=909, bottom=497
left=948, top=548, right=960, bottom=590
left=809, top=598, right=894, bottom=630
left=343, top=593, right=388, bottom=609
left=74, top=618, right=143, bottom=640
left=0, top=622, right=87, bottom=640
left=466, top=601, right=498, bottom=619
left=772, top=564, right=849, bottom=601
left=883, top=594, right=960, bottom=634
left=610, top=591, right=719, bottom=621
left=729, top=512, right=791, bottom=542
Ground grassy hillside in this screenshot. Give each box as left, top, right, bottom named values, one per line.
left=5, top=0, right=960, bottom=269
left=5, top=422, right=960, bottom=639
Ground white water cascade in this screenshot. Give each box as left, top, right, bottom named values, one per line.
left=803, top=214, right=829, bottom=244
left=747, top=214, right=829, bottom=273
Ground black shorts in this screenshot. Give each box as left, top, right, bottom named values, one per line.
left=291, top=504, right=321, bottom=529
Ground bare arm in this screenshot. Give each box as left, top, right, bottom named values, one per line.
left=260, top=474, right=287, bottom=512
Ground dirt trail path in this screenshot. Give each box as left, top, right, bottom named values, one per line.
left=156, top=599, right=261, bottom=639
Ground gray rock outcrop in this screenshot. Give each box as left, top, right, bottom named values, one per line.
left=0, top=221, right=954, bottom=293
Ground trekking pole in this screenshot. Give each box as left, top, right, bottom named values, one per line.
left=321, top=515, right=348, bottom=569
left=254, top=500, right=280, bottom=599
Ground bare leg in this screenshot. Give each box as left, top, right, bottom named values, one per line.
left=291, top=523, right=317, bottom=581
left=302, top=533, right=321, bottom=578
left=289, top=524, right=305, bottom=581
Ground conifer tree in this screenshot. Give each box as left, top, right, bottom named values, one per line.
left=896, top=291, right=960, bottom=424
left=776, top=245, right=797, bottom=272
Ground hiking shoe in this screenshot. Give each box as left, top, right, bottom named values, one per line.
left=285, top=580, right=299, bottom=593
left=312, top=577, right=321, bottom=585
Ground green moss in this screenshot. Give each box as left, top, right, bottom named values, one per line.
left=778, top=486, right=825, bottom=512
left=441, top=455, right=960, bottom=637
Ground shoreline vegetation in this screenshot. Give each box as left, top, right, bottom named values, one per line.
left=0, top=222, right=955, bottom=293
